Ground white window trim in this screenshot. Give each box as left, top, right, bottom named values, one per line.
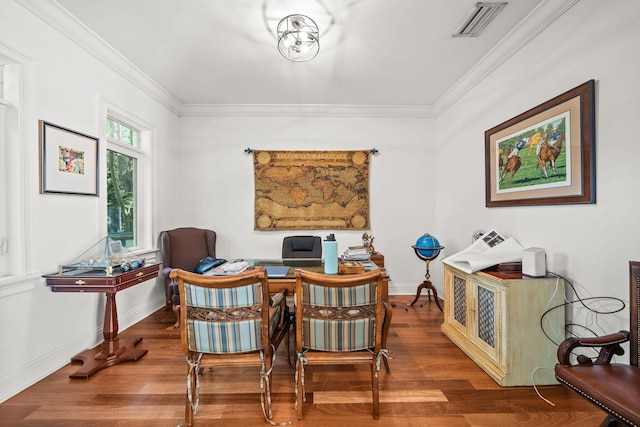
left=0, top=43, right=36, bottom=286
left=98, top=98, right=155, bottom=253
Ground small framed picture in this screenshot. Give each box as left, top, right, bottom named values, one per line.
left=39, top=120, right=99, bottom=196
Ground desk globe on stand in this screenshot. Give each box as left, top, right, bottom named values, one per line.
left=410, top=233, right=444, bottom=311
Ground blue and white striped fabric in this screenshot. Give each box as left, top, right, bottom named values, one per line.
left=301, top=282, right=377, bottom=352
left=184, top=282, right=271, bottom=354
left=185, top=283, right=262, bottom=308
left=303, top=317, right=375, bottom=351
left=302, top=283, right=376, bottom=306
left=188, top=318, right=263, bottom=353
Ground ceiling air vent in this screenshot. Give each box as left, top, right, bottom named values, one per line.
left=453, top=2, right=507, bottom=37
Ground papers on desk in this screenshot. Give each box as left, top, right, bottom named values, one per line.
left=441, top=229, right=524, bottom=274
left=208, top=261, right=249, bottom=275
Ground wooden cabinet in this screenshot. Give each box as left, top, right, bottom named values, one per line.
left=441, top=264, right=564, bottom=386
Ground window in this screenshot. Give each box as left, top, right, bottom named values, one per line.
left=0, top=65, right=7, bottom=275
left=0, top=58, right=28, bottom=280
left=106, top=116, right=144, bottom=248
left=0, top=41, right=37, bottom=281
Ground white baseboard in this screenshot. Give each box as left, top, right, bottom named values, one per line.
left=0, top=296, right=165, bottom=404
left=388, top=282, right=444, bottom=297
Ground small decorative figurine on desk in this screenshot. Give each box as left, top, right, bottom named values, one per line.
left=362, top=232, right=375, bottom=254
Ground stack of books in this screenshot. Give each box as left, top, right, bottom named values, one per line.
left=342, top=247, right=373, bottom=270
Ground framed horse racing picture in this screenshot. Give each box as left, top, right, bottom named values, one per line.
left=485, top=80, right=595, bottom=207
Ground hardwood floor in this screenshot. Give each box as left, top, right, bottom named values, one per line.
left=1, top=296, right=606, bottom=426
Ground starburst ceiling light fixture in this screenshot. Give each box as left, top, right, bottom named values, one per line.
left=277, top=14, right=320, bottom=62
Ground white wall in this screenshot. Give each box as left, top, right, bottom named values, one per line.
left=2, top=0, right=639, bottom=404
left=434, top=0, right=640, bottom=337
left=0, top=1, right=179, bottom=402
left=176, top=113, right=436, bottom=294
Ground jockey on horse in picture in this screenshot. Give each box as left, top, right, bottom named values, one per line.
left=508, top=137, right=529, bottom=158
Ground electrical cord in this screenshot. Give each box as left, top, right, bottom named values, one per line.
left=532, top=271, right=626, bottom=406
left=541, top=272, right=626, bottom=347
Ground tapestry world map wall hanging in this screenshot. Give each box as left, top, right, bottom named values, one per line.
left=253, top=150, right=370, bottom=230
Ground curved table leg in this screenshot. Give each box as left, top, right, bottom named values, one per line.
left=409, top=279, right=443, bottom=312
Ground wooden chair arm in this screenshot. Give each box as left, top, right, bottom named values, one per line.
left=557, top=330, right=630, bottom=365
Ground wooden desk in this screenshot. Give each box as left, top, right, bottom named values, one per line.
left=44, top=263, right=160, bottom=379
left=250, top=259, right=389, bottom=301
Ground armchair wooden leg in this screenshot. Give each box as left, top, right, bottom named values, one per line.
left=372, top=362, right=380, bottom=419
left=172, top=304, right=180, bottom=329
left=296, top=360, right=304, bottom=420
left=184, top=369, right=197, bottom=427
left=183, top=395, right=193, bottom=427
left=285, top=328, right=293, bottom=367
left=382, top=301, right=393, bottom=374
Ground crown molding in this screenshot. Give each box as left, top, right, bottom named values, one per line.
left=179, top=103, right=434, bottom=118
left=18, top=0, right=430, bottom=119
left=17, top=0, right=182, bottom=116
left=16, top=0, right=578, bottom=120
left=434, top=0, right=580, bottom=116
left=0, top=40, right=32, bottom=64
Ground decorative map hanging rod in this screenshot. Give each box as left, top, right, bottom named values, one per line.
left=244, top=148, right=379, bottom=155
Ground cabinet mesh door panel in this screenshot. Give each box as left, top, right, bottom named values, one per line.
left=453, top=275, right=466, bottom=326
left=477, top=286, right=495, bottom=348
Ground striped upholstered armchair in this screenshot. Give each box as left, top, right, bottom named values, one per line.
left=170, top=267, right=290, bottom=426
left=294, top=268, right=393, bottom=420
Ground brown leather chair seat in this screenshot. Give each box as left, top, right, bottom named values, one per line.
left=555, top=364, right=640, bottom=426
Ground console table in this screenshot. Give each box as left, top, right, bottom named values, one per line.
left=44, top=263, right=159, bottom=379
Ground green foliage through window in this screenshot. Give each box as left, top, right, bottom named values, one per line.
left=107, top=117, right=139, bottom=147
left=107, top=149, right=136, bottom=247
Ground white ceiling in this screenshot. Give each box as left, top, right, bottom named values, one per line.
left=51, top=0, right=561, bottom=108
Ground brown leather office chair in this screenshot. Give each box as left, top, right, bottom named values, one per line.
left=555, top=261, right=640, bottom=427
left=170, top=267, right=290, bottom=426
left=294, top=268, right=393, bottom=420
left=160, top=227, right=217, bottom=327
left=282, top=236, right=322, bottom=259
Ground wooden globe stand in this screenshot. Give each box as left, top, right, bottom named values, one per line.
left=409, top=245, right=444, bottom=311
